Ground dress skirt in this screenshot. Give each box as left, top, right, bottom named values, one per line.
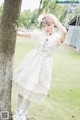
left=12, top=49, right=53, bottom=103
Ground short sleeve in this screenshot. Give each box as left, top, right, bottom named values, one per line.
left=55, top=32, right=61, bottom=46
left=31, top=30, right=40, bottom=42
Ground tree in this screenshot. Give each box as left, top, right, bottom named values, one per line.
left=0, top=0, right=22, bottom=120
left=19, top=10, right=32, bottom=28
left=31, top=10, right=37, bottom=24
left=35, top=0, right=43, bottom=25
left=0, top=4, right=3, bottom=24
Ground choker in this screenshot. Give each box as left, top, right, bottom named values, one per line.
left=49, top=33, right=52, bottom=35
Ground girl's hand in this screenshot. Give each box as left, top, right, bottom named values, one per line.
left=46, top=14, right=66, bottom=31
left=45, top=15, right=53, bottom=23
left=46, top=14, right=67, bottom=43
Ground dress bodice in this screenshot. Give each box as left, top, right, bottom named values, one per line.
left=31, top=30, right=61, bottom=57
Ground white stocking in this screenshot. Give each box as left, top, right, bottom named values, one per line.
left=16, top=93, right=23, bottom=112
left=21, top=99, right=31, bottom=115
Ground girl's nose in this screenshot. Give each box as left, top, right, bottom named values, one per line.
left=45, top=27, right=49, bottom=31
left=45, top=26, right=48, bottom=30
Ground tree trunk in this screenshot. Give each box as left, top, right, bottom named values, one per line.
left=0, top=0, right=22, bottom=120
left=35, top=0, right=43, bottom=25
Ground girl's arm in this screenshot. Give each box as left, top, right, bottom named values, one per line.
left=46, top=14, right=67, bottom=43
left=17, top=30, right=31, bottom=38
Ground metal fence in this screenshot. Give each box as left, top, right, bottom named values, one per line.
left=65, top=25, right=80, bottom=51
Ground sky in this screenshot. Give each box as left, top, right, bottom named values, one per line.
left=0, top=0, right=40, bottom=11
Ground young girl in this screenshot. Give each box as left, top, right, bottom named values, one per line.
left=12, top=13, right=67, bottom=120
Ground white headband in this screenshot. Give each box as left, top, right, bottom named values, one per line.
left=38, top=14, right=46, bottom=24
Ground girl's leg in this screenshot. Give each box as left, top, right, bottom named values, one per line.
left=21, top=98, right=31, bottom=115
left=13, top=94, right=24, bottom=119
left=16, top=93, right=23, bottom=112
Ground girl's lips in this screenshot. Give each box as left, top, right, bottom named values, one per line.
left=46, top=30, right=50, bottom=32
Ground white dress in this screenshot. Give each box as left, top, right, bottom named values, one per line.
left=12, top=30, right=61, bottom=103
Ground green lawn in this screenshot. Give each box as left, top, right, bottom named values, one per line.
left=12, top=37, right=80, bottom=120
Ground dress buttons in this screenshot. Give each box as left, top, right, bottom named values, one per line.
left=46, top=38, right=48, bottom=41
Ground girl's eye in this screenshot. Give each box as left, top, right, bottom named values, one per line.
left=47, top=24, right=50, bottom=26
left=43, top=26, right=46, bottom=27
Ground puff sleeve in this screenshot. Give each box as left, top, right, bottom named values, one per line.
left=31, top=30, right=40, bottom=42
left=55, top=32, right=61, bottom=46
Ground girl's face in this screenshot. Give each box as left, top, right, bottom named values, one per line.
left=42, top=24, right=52, bottom=33
left=41, top=18, right=54, bottom=34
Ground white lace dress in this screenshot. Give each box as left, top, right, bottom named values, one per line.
left=12, top=30, right=61, bottom=103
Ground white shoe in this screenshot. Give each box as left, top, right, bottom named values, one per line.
left=12, top=109, right=23, bottom=120
left=20, top=109, right=27, bottom=120
left=13, top=111, right=20, bottom=120
left=13, top=109, right=27, bottom=120
left=21, top=114, right=27, bottom=120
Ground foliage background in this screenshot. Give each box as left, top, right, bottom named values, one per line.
left=0, top=0, right=80, bottom=29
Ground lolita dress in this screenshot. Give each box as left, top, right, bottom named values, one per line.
left=12, top=30, right=61, bottom=103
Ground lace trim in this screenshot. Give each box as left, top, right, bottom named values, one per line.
left=12, top=81, right=48, bottom=103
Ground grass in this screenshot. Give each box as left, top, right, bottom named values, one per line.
left=12, top=37, right=80, bottom=120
